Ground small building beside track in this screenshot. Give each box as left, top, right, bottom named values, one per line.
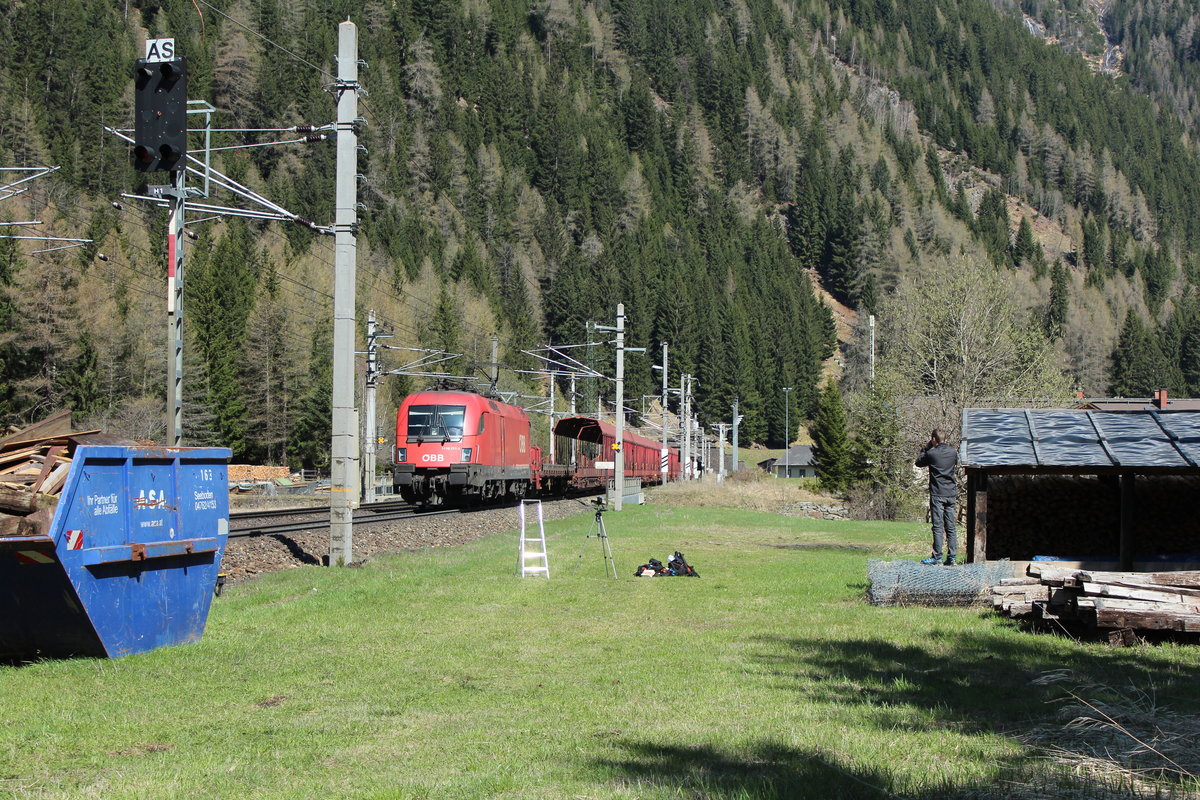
left=960, top=405, right=1200, bottom=569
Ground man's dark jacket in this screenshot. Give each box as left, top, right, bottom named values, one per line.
left=916, top=443, right=957, bottom=498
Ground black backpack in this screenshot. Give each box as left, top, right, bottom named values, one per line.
left=667, top=551, right=699, bottom=577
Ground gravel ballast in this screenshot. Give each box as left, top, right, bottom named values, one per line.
left=220, top=500, right=589, bottom=584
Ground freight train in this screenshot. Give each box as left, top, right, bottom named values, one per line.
left=392, top=389, right=680, bottom=505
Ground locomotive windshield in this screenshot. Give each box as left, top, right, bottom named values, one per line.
left=407, top=404, right=467, bottom=441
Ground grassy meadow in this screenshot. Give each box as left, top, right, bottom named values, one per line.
left=1, top=493, right=1198, bottom=799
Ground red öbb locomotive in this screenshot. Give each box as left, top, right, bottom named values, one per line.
left=392, top=390, right=680, bottom=505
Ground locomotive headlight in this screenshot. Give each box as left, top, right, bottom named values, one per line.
left=397, top=447, right=407, bottom=462
left=461, top=448, right=472, bottom=462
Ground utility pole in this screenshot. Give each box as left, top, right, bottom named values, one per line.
left=363, top=310, right=379, bottom=504
left=782, top=386, right=793, bottom=478
left=660, top=343, right=669, bottom=479
left=731, top=397, right=740, bottom=476
left=329, top=20, right=360, bottom=566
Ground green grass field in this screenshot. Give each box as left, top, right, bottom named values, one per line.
left=2, top=503, right=1197, bottom=799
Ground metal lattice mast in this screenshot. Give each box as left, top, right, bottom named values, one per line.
left=166, top=168, right=186, bottom=445
left=363, top=310, right=379, bottom=504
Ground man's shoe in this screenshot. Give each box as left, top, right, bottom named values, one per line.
left=920, top=556, right=942, bottom=565
left=943, top=557, right=957, bottom=566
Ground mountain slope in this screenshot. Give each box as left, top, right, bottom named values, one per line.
left=1, top=0, right=1200, bottom=463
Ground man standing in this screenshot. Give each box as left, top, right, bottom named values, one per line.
left=916, top=429, right=958, bottom=565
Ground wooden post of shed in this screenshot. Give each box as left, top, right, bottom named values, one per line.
left=1119, top=473, right=1135, bottom=571
left=969, top=470, right=987, bottom=563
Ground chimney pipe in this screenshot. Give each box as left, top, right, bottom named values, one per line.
left=1155, top=388, right=1168, bottom=409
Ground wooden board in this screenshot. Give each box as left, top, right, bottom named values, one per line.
left=0, top=409, right=73, bottom=448
left=1093, top=608, right=1200, bottom=633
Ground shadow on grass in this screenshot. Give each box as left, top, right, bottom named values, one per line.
left=753, top=629, right=1195, bottom=731
left=596, top=740, right=897, bottom=799
left=596, top=738, right=1175, bottom=799
left=702, top=629, right=1199, bottom=797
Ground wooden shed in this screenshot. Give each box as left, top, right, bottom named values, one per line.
left=960, top=407, right=1200, bottom=568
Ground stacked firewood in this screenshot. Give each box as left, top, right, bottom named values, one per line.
left=987, top=475, right=1200, bottom=559
left=993, top=564, right=1200, bottom=634
left=0, top=411, right=97, bottom=538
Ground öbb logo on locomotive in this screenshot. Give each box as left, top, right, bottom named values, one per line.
left=392, top=389, right=681, bottom=506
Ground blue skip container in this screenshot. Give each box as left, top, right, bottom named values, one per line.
left=0, top=445, right=231, bottom=660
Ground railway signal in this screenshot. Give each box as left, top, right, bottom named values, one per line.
left=132, top=42, right=187, bottom=172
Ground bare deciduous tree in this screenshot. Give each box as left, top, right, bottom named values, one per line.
left=876, top=257, right=1071, bottom=441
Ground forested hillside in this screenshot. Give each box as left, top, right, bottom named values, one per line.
left=1, top=0, right=1199, bottom=469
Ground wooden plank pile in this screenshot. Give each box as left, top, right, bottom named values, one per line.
left=0, top=411, right=98, bottom=539
left=993, top=564, right=1200, bottom=633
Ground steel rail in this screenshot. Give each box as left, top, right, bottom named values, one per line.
left=227, top=506, right=459, bottom=539
left=229, top=499, right=413, bottom=521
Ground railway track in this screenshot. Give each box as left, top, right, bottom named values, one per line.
left=228, top=500, right=461, bottom=538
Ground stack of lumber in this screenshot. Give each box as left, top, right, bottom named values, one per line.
left=0, top=411, right=98, bottom=538
left=227, top=464, right=291, bottom=482
left=993, top=564, right=1200, bottom=633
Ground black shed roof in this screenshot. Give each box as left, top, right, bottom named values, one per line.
left=960, top=408, right=1200, bottom=471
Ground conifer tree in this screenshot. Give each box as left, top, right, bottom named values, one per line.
left=0, top=235, right=24, bottom=421
left=289, top=324, right=333, bottom=472
left=1110, top=311, right=1172, bottom=397
left=1044, top=260, right=1069, bottom=340
left=850, top=381, right=910, bottom=520
left=424, top=286, right=463, bottom=357
left=811, top=378, right=853, bottom=492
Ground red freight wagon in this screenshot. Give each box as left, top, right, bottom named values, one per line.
left=550, top=416, right=679, bottom=491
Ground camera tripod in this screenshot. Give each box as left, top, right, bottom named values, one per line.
left=577, top=498, right=618, bottom=579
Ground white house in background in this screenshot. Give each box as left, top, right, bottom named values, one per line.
left=757, top=445, right=816, bottom=478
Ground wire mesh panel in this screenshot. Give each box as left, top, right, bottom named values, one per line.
left=866, top=559, right=1021, bottom=606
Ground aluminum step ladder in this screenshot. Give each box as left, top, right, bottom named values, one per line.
left=518, top=499, right=549, bottom=578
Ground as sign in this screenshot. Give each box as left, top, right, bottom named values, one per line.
left=145, top=38, right=176, bottom=63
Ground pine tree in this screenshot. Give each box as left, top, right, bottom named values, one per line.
left=850, top=381, right=910, bottom=520
left=1044, top=260, right=1069, bottom=340
left=1110, top=311, right=1172, bottom=397
left=424, top=286, right=463, bottom=357
left=811, top=378, right=853, bottom=492
left=289, top=324, right=333, bottom=472
left=0, top=235, right=24, bottom=421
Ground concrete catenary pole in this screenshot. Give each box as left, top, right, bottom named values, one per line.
left=363, top=310, right=378, bottom=504
left=660, top=342, right=669, bottom=479
left=329, top=20, right=359, bottom=566
left=680, top=374, right=690, bottom=479
left=716, top=422, right=728, bottom=481
left=490, top=334, right=499, bottom=387
left=782, top=386, right=793, bottom=478
left=731, top=397, right=740, bottom=476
